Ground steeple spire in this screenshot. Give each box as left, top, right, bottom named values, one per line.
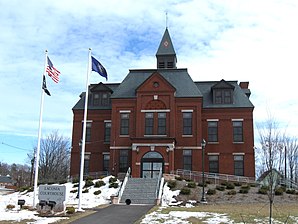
left=156, top=28, right=177, bottom=69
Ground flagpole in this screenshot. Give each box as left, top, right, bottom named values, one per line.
left=78, top=48, right=92, bottom=211
left=33, top=50, right=48, bottom=208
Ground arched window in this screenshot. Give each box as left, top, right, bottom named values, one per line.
left=143, top=151, right=163, bottom=159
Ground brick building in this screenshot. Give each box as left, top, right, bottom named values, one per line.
left=70, top=28, right=255, bottom=179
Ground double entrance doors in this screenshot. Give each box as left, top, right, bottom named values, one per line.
left=141, top=151, right=164, bottom=178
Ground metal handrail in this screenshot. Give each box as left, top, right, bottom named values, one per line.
left=117, top=167, right=131, bottom=203
left=172, top=169, right=256, bottom=184
left=155, top=167, right=163, bottom=198
left=157, top=177, right=164, bottom=201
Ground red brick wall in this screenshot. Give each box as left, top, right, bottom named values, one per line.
left=70, top=82, right=255, bottom=179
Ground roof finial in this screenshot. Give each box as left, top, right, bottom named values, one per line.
left=165, top=11, right=168, bottom=29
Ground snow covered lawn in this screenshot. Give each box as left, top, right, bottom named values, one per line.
left=0, top=176, right=120, bottom=223
left=1, top=180, right=297, bottom=224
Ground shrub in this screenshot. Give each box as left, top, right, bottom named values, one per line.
left=239, top=188, right=249, bottom=194
left=241, top=185, right=251, bottom=190
left=184, top=177, right=192, bottom=182
left=82, top=189, right=89, bottom=193
left=234, top=182, right=242, bottom=187
left=207, top=189, right=216, bottom=195
left=221, top=181, right=228, bottom=186
left=167, top=180, right=177, bottom=189
left=180, top=187, right=191, bottom=195
left=72, top=178, right=79, bottom=183
left=205, top=180, right=211, bottom=185
left=19, top=186, right=31, bottom=192
left=27, top=187, right=34, bottom=192
left=86, top=176, right=94, bottom=181
left=94, top=180, right=106, bottom=188
left=84, top=179, right=94, bottom=188
left=6, top=204, right=15, bottom=210
left=286, top=189, right=296, bottom=195
left=239, top=185, right=250, bottom=194
left=216, top=185, right=226, bottom=191
left=109, top=177, right=118, bottom=183
left=187, top=182, right=196, bottom=188
left=66, top=206, right=75, bottom=214
left=175, top=176, right=183, bottom=181
left=94, top=190, right=102, bottom=195
left=198, top=182, right=207, bottom=187
left=226, top=182, right=235, bottom=190
left=109, top=182, right=119, bottom=188
left=227, top=190, right=237, bottom=195
left=275, top=187, right=284, bottom=195
left=70, top=189, right=78, bottom=193
left=258, top=187, right=268, bottom=195
left=73, top=184, right=79, bottom=188
left=249, top=183, right=257, bottom=187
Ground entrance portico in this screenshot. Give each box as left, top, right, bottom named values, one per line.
left=131, top=142, right=174, bottom=178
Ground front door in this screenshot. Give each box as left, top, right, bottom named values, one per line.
left=141, top=151, right=164, bottom=178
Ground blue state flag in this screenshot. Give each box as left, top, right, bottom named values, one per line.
left=91, top=56, right=108, bottom=80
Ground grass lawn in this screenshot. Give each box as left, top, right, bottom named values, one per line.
left=136, top=203, right=298, bottom=224
left=140, top=203, right=298, bottom=224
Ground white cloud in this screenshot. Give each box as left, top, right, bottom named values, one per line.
left=1, top=0, right=298, bottom=164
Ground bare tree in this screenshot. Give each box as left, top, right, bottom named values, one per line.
left=284, top=137, right=298, bottom=183
left=34, top=131, right=70, bottom=184
left=0, top=162, right=31, bottom=187
left=0, top=162, right=10, bottom=175
left=257, top=116, right=283, bottom=224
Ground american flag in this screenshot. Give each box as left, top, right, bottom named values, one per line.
left=46, top=56, right=60, bottom=83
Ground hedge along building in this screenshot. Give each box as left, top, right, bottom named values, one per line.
left=70, top=28, right=255, bottom=179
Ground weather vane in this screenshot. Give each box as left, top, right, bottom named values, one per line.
left=165, top=11, right=168, bottom=28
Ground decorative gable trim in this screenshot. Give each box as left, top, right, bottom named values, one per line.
left=136, top=71, right=176, bottom=93
left=211, top=79, right=235, bottom=90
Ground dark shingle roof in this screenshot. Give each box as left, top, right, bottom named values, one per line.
left=156, top=28, right=176, bottom=56
left=195, top=81, right=254, bottom=109
left=0, top=176, right=13, bottom=184
left=111, top=69, right=202, bottom=98
left=72, top=83, right=119, bottom=110
left=73, top=77, right=253, bottom=110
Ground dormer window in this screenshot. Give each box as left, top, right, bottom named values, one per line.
left=214, top=89, right=232, bottom=104
left=93, top=93, right=100, bottom=105
left=93, top=92, right=110, bottom=106
left=212, top=79, right=235, bottom=104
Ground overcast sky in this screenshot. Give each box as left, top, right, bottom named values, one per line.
left=1, top=0, right=298, bottom=165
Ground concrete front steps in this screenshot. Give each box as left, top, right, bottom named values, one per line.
left=119, top=178, right=159, bottom=205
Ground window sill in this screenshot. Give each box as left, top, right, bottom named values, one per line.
left=144, top=135, right=167, bottom=137
left=207, top=142, right=219, bottom=144
left=120, top=135, right=130, bottom=137
left=233, top=142, right=244, bottom=144
left=182, top=135, right=193, bottom=137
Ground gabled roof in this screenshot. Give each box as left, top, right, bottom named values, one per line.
left=0, top=176, right=13, bottom=184
left=257, top=169, right=282, bottom=182
left=195, top=81, right=254, bottom=109
left=111, top=69, right=202, bottom=98
left=136, top=71, right=176, bottom=93
left=156, top=28, right=176, bottom=56
left=90, top=82, right=114, bottom=92
left=211, top=79, right=235, bottom=90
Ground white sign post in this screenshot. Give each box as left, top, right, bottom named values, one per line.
left=38, top=185, right=66, bottom=212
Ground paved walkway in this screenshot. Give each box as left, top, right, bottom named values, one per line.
left=71, top=204, right=154, bottom=224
